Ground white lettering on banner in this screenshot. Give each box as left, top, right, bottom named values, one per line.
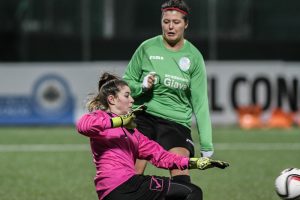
left=208, top=75, right=299, bottom=113
left=0, top=107, right=30, bottom=116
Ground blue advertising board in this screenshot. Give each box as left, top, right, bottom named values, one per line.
left=0, top=74, right=75, bottom=125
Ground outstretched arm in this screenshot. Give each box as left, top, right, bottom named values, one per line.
left=137, top=131, right=229, bottom=171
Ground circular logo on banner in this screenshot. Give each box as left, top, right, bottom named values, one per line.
left=31, top=74, right=73, bottom=118
left=178, top=57, right=191, bottom=71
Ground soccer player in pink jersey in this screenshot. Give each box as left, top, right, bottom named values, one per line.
left=76, top=72, right=228, bottom=200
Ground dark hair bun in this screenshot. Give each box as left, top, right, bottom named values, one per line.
left=98, top=72, right=119, bottom=91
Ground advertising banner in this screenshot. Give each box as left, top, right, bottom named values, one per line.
left=0, top=61, right=299, bottom=125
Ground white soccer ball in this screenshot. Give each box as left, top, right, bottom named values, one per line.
left=275, top=168, right=300, bottom=200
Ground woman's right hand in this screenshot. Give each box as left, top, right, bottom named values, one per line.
left=142, top=72, right=156, bottom=90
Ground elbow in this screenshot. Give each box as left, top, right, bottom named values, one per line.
left=76, top=119, right=104, bottom=138
left=75, top=119, right=90, bottom=136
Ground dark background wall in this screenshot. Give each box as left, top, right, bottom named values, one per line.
left=0, top=0, right=299, bottom=62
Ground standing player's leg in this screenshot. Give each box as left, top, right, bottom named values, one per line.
left=157, top=117, right=194, bottom=183
left=169, top=147, right=191, bottom=181
left=134, top=112, right=158, bottom=174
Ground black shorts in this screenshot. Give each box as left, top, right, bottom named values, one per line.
left=135, top=112, right=194, bottom=157
left=102, top=175, right=203, bottom=200
left=102, top=175, right=170, bottom=200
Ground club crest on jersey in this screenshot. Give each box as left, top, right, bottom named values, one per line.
left=150, top=176, right=163, bottom=191
left=178, top=57, right=191, bottom=71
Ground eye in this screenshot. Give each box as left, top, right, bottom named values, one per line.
left=124, top=92, right=130, bottom=98
left=163, top=19, right=170, bottom=24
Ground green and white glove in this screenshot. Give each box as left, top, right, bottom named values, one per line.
left=189, top=157, right=229, bottom=170
left=111, top=104, right=147, bottom=129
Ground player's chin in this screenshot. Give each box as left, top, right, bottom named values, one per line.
left=165, top=35, right=176, bottom=41
left=164, top=35, right=180, bottom=45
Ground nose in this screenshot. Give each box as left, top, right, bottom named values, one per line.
left=130, top=96, right=134, bottom=103
left=169, top=22, right=174, bottom=29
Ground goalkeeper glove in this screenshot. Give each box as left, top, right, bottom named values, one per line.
left=111, top=113, right=136, bottom=129
left=189, top=157, right=229, bottom=170
left=111, top=104, right=147, bottom=129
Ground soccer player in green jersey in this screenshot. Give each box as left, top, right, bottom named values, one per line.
left=123, top=0, right=214, bottom=183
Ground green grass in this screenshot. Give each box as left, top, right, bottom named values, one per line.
left=0, top=126, right=299, bottom=200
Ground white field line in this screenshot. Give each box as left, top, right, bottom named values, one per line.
left=0, top=143, right=299, bottom=152
left=0, top=144, right=90, bottom=152
left=215, top=143, right=300, bottom=151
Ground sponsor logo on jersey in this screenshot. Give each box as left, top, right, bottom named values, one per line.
left=178, top=57, right=191, bottom=71
left=149, top=55, right=164, bottom=60
left=164, top=74, right=189, bottom=90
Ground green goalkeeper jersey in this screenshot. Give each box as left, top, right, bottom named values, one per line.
left=123, top=35, right=213, bottom=152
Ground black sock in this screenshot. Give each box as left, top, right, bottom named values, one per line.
left=172, top=175, right=191, bottom=183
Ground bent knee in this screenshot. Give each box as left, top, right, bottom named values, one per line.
left=169, top=147, right=190, bottom=157
left=188, top=184, right=203, bottom=200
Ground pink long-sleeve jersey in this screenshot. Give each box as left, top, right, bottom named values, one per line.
left=76, top=110, right=189, bottom=200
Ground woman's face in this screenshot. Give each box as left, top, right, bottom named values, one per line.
left=109, top=85, right=134, bottom=115
left=161, top=10, right=188, bottom=46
